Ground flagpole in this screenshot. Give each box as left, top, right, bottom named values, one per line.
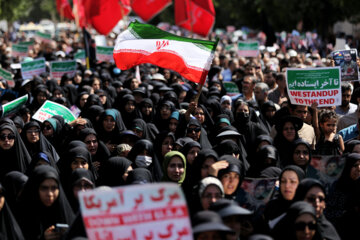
left=83, top=27, right=90, bottom=70
left=194, top=38, right=219, bottom=104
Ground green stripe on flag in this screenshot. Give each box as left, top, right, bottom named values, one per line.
left=128, top=21, right=216, bottom=52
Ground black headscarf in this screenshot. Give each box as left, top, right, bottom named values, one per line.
left=137, top=98, right=155, bottom=123
left=117, top=94, right=138, bottom=129
left=131, top=118, right=159, bottom=142
left=249, top=145, right=280, bottom=177
left=271, top=201, right=322, bottom=240
left=79, top=128, right=110, bottom=171
left=18, top=165, right=75, bottom=240
left=125, top=168, right=153, bottom=184
left=2, top=171, right=28, bottom=212
left=344, top=139, right=360, bottom=153
left=98, top=156, right=132, bottom=187
left=67, top=168, right=95, bottom=212
left=127, top=139, right=163, bottom=182
left=96, top=109, right=126, bottom=145
left=264, top=165, right=305, bottom=221
left=0, top=183, right=25, bottom=240
left=21, top=121, right=60, bottom=163
left=0, top=120, right=31, bottom=180
left=154, top=131, right=176, bottom=163
left=218, top=155, right=244, bottom=199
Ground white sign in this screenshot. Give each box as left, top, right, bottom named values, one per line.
left=79, top=183, right=193, bottom=240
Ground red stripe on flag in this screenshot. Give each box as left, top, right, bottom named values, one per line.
left=114, top=50, right=208, bottom=84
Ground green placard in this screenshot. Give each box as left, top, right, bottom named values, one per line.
left=12, top=44, right=28, bottom=53
left=2, top=94, right=28, bottom=117
left=50, top=60, right=77, bottom=79
left=35, top=31, right=52, bottom=40
left=32, top=100, right=76, bottom=123
left=223, top=82, right=240, bottom=96
left=74, top=49, right=85, bottom=60
left=287, top=68, right=340, bottom=90
left=0, top=68, right=13, bottom=81
left=21, top=58, right=46, bottom=79
left=19, top=40, right=35, bottom=47
left=286, top=67, right=342, bottom=107
left=237, top=41, right=259, bottom=51
left=96, top=46, right=114, bottom=55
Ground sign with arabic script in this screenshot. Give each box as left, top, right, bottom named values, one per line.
left=32, top=100, right=76, bottom=123
left=20, top=58, right=46, bottom=80
left=79, top=183, right=193, bottom=240
left=50, top=60, right=77, bottom=80
left=286, top=67, right=341, bottom=107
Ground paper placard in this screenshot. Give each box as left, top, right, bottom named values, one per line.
left=21, top=58, right=46, bottom=80
left=32, top=100, right=76, bottom=123
left=286, top=67, right=342, bottom=107
left=96, top=46, right=114, bottom=63
left=50, top=60, right=77, bottom=80
left=332, top=49, right=359, bottom=81
left=79, top=183, right=192, bottom=240
left=237, top=41, right=259, bottom=57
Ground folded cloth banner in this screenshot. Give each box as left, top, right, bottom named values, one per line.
left=113, top=21, right=218, bottom=85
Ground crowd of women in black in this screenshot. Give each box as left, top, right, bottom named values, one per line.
left=0, top=30, right=359, bottom=240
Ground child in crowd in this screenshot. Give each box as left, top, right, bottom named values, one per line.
left=315, top=109, right=344, bottom=155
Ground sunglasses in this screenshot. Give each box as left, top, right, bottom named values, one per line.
left=306, top=196, right=325, bottom=204
left=187, top=127, right=201, bottom=133
left=0, top=134, right=15, bottom=141
left=26, top=129, right=40, bottom=134
left=294, top=221, right=317, bottom=231
left=43, top=125, right=52, bottom=130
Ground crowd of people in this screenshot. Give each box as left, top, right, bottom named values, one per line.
left=0, top=25, right=359, bottom=240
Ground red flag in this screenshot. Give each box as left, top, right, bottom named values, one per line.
left=131, top=0, right=172, bottom=22
left=175, top=0, right=215, bottom=37
left=73, top=0, right=87, bottom=27
left=84, top=0, right=129, bottom=35
left=56, top=0, right=74, bottom=20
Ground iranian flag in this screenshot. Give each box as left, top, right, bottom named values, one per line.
left=113, top=21, right=217, bottom=85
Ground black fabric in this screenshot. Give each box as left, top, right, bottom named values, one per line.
left=66, top=169, right=95, bottom=212
left=264, top=165, right=305, bottom=222
left=0, top=120, right=31, bottom=180
left=131, top=118, right=159, bottom=142
left=0, top=183, right=25, bottom=240
left=2, top=171, right=28, bottom=212
left=294, top=178, right=340, bottom=240
left=248, top=145, right=280, bottom=177
left=271, top=201, right=322, bottom=240
left=18, top=165, right=75, bottom=240
left=127, top=139, right=163, bottom=182
left=98, top=156, right=132, bottom=187
left=21, top=121, right=60, bottom=163
left=125, top=168, right=153, bottom=184
left=79, top=127, right=110, bottom=173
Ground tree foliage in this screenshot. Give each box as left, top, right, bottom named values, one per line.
left=213, top=0, right=360, bottom=36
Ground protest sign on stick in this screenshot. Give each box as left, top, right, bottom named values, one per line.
left=79, top=183, right=193, bottom=240
left=286, top=67, right=341, bottom=107
left=96, top=46, right=114, bottom=63
left=1, top=94, right=28, bottom=117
